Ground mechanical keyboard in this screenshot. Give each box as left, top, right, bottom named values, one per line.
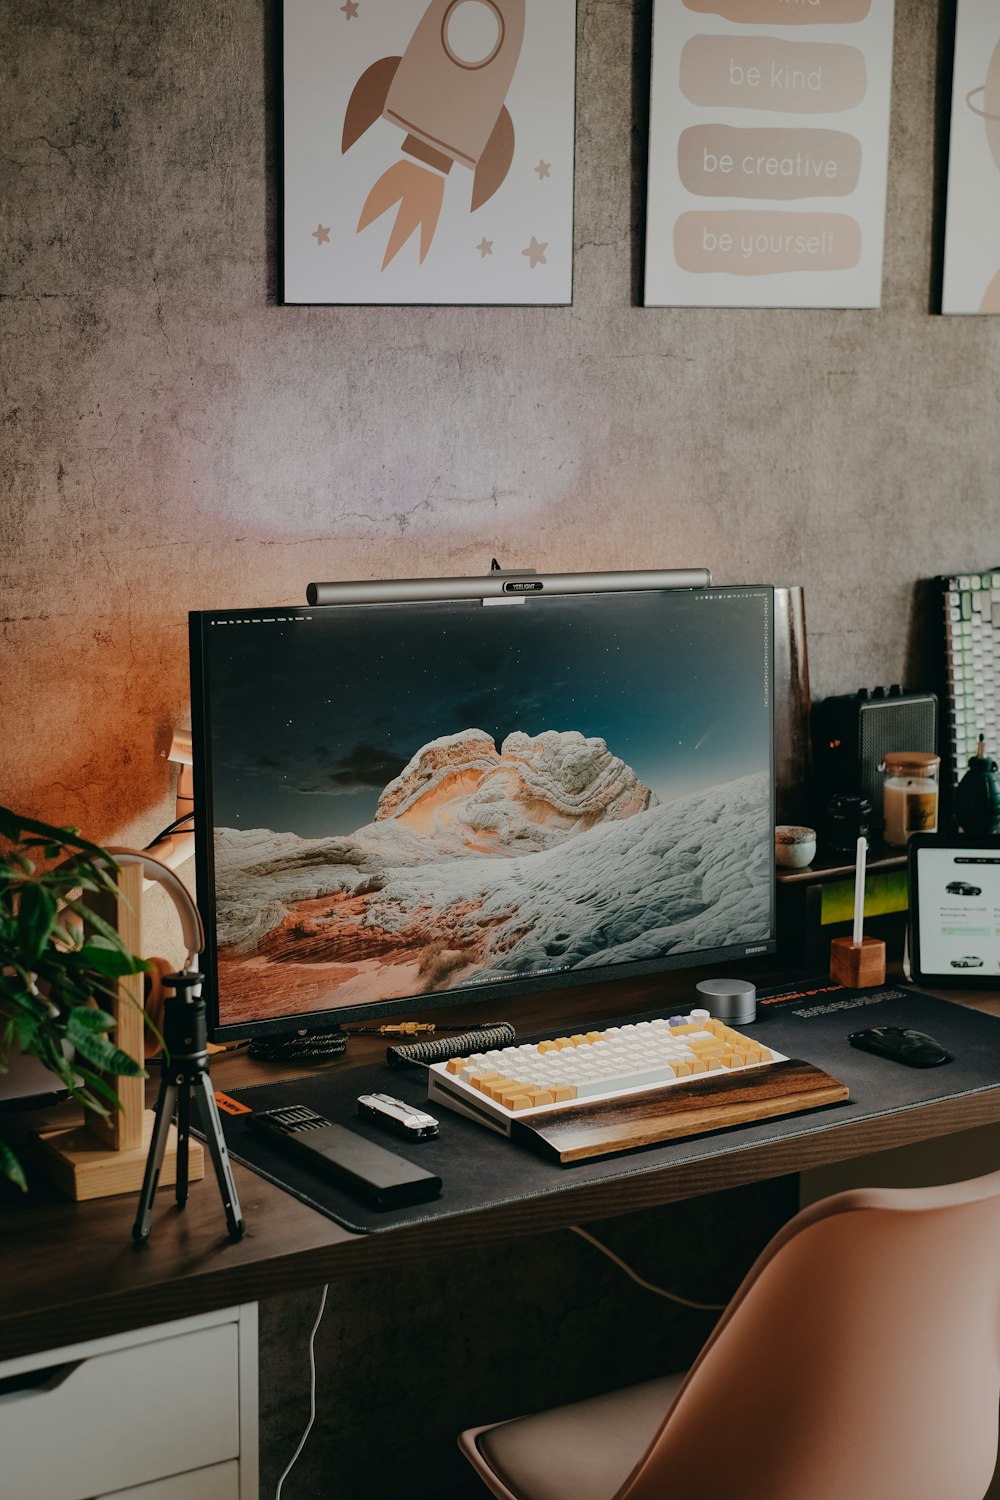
left=940, top=570, right=1000, bottom=788
left=428, top=1008, right=786, bottom=1134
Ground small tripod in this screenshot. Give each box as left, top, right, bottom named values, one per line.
left=133, top=970, right=245, bottom=1242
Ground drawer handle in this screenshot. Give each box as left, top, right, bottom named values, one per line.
left=0, top=1360, right=83, bottom=1403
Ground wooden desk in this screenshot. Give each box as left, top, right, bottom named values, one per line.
left=3, top=966, right=1000, bottom=1366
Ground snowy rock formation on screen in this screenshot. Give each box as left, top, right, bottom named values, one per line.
left=212, top=729, right=769, bottom=1023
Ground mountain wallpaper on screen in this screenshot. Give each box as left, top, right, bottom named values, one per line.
left=213, top=727, right=771, bottom=1025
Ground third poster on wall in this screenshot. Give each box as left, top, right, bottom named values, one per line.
left=942, top=0, right=1000, bottom=314
left=644, top=0, right=895, bottom=309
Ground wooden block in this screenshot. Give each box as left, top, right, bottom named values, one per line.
left=512, top=1060, right=850, bottom=1164
left=33, top=1109, right=204, bottom=1201
left=85, top=863, right=146, bottom=1153
left=830, top=935, right=887, bottom=989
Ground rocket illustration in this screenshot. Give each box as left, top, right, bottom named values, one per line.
left=343, top=0, right=525, bottom=270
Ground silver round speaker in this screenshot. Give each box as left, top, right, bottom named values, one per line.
left=695, top=978, right=757, bottom=1025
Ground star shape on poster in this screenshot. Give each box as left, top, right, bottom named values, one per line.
left=340, top=0, right=360, bottom=17
left=522, top=237, right=548, bottom=269
left=312, top=223, right=331, bottom=245
left=534, top=160, right=551, bottom=180
left=476, top=238, right=494, bottom=257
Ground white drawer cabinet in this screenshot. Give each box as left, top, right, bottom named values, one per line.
left=98, top=1459, right=241, bottom=1499
left=0, top=1305, right=257, bottom=1500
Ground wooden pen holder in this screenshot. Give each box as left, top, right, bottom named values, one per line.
left=829, top=935, right=887, bottom=989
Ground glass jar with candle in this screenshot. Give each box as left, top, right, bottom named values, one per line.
left=880, top=752, right=940, bottom=846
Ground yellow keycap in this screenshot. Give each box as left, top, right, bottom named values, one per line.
left=446, top=1057, right=466, bottom=1074
left=585, top=1031, right=603, bottom=1043
left=505, top=1094, right=534, bottom=1112
left=532, top=1090, right=555, bottom=1106
left=468, top=1072, right=503, bottom=1091
left=554, top=1037, right=574, bottom=1050
left=537, top=1040, right=558, bottom=1054
left=552, top=1085, right=577, bottom=1102
left=570, top=1034, right=587, bottom=1047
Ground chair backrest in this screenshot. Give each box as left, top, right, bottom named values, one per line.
left=617, top=1168, right=1000, bottom=1500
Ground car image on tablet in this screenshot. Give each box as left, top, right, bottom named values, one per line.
left=946, top=881, right=982, bottom=897
left=951, top=955, right=984, bottom=968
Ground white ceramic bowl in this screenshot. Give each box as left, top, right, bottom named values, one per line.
left=775, top=824, right=817, bottom=869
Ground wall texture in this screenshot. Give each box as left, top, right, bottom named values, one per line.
left=3, top=0, right=996, bottom=852
left=4, top=6, right=997, bottom=1496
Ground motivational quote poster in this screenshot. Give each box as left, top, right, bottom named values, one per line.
left=283, top=0, right=577, bottom=306
left=644, top=0, right=895, bottom=308
left=942, top=0, right=1000, bottom=314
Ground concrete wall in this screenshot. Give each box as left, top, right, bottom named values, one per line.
left=4, top=7, right=996, bottom=1495
left=3, top=0, right=994, bottom=854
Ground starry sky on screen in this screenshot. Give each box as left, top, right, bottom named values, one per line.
left=198, top=589, right=772, bottom=838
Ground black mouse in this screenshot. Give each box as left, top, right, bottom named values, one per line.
left=848, top=1026, right=953, bottom=1068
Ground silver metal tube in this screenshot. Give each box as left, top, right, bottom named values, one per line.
left=306, top=569, right=712, bottom=606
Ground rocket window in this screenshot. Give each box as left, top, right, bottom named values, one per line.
left=442, top=0, right=504, bottom=70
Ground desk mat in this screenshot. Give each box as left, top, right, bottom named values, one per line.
left=210, top=984, right=1000, bottom=1234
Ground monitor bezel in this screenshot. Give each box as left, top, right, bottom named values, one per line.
left=190, top=582, right=776, bottom=1043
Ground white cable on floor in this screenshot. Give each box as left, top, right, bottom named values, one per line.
left=275, top=1282, right=330, bottom=1500
left=569, top=1226, right=725, bottom=1311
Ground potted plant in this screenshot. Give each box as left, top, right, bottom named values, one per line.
left=0, top=805, right=150, bottom=1191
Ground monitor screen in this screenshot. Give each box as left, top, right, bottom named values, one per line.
left=190, top=584, right=775, bottom=1039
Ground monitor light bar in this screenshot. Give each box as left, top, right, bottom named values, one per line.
left=306, top=569, right=713, bottom=607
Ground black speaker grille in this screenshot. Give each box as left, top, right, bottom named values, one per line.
left=858, top=699, right=938, bottom=826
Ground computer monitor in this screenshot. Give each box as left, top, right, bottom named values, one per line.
left=189, top=579, right=775, bottom=1043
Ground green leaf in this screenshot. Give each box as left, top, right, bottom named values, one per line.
left=0, top=807, right=24, bottom=843
left=71, top=1063, right=125, bottom=1110
left=16, top=883, right=57, bottom=960
left=51, top=921, right=83, bottom=950
left=62, top=898, right=130, bottom=947
left=65, top=1020, right=146, bottom=1077
left=76, top=941, right=148, bottom=979
left=32, top=1043, right=79, bottom=1096
left=66, top=1004, right=116, bottom=1033
left=0, top=805, right=113, bottom=862
left=0, top=967, right=45, bottom=1002
left=0, top=1135, right=27, bottom=1193
left=12, top=1013, right=43, bottom=1050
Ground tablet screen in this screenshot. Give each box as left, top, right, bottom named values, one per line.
left=913, top=843, right=1000, bottom=980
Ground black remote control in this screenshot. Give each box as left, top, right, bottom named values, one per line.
left=249, top=1104, right=442, bottom=1208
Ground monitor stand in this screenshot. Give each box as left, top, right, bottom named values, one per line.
left=247, top=1027, right=348, bottom=1063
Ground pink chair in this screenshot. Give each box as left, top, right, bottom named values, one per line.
left=459, top=1169, right=1000, bottom=1500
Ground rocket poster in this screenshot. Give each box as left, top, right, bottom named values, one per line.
left=942, top=0, right=1000, bottom=314
left=282, top=0, right=577, bottom=305
left=644, top=0, right=895, bottom=309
